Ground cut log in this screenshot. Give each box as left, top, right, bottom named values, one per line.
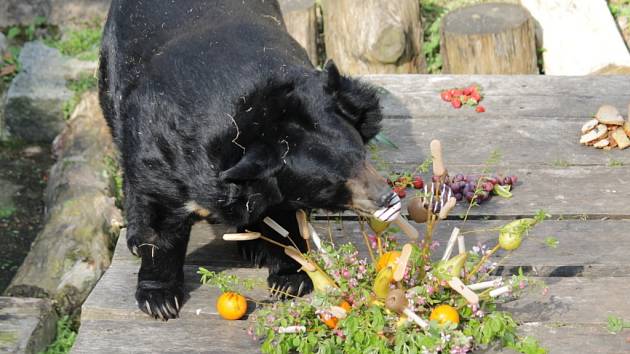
left=520, top=0, right=630, bottom=75
left=4, top=93, right=123, bottom=316
left=440, top=3, right=538, bottom=74
left=278, top=0, right=319, bottom=66
left=321, top=0, right=425, bottom=74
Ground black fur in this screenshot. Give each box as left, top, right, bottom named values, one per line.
left=99, top=0, right=384, bottom=320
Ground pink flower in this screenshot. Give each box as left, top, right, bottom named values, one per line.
left=542, top=287, right=549, bottom=296
left=427, top=286, right=435, bottom=295
left=430, top=240, right=440, bottom=251
left=342, top=269, right=350, bottom=278
left=519, top=280, right=526, bottom=289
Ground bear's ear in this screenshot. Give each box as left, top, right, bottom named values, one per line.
left=219, top=143, right=282, bottom=182
left=324, top=60, right=342, bottom=91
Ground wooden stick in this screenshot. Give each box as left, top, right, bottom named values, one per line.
left=295, top=210, right=310, bottom=239
left=263, top=217, right=289, bottom=238
left=438, top=197, right=457, bottom=219
left=447, top=277, right=479, bottom=305
left=393, top=216, right=419, bottom=240
left=457, top=235, right=466, bottom=255
left=403, top=308, right=429, bottom=329
left=393, top=243, right=413, bottom=281
left=278, top=326, right=306, bottom=334
left=468, top=279, right=502, bottom=291
left=222, top=232, right=261, bottom=241
left=489, top=285, right=511, bottom=298
left=284, top=246, right=316, bottom=272
left=430, top=140, right=446, bottom=177
left=307, top=222, right=326, bottom=253
left=329, top=306, right=348, bottom=319
left=441, top=227, right=460, bottom=261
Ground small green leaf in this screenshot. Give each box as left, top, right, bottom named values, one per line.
left=493, top=184, right=512, bottom=198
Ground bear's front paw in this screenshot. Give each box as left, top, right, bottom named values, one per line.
left=267, top=272, right=313, bottom=300
left=136, top=280, right=185, bottom=320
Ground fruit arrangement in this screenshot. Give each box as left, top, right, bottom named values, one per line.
left=579, top=104, right=630, bottom=150
left=440, top=85, right=485, bottom=112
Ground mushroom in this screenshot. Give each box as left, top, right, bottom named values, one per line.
left=385, top=289, right=429, bottom=329
left=581, top=119, right=598, bottom=133
left=595, top=105, right=624, bottom=125
left=407, top=197, right=428, bottom=223
left=612, top=127, right=630, bottom=149
left=580, top=124, right=608, bottom=144
left=593, top=139, right=610, bottom=149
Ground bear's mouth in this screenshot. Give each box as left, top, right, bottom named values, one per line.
left=346, top=162, right=401, bottom=222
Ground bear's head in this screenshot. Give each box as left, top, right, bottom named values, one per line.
left=218, top=61, right=399, bottom=225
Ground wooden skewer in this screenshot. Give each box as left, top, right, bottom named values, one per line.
left=457, top=234, right=466, bottom=255
left=278, top=326, right=306, bottom=334
left=307, top=222, right=326, bottom=253
left=393, top=243, right=413, bottom=281
left=447, top=277, right=479, bottom=305
left=295, top=210, right=310, bottom=240
left=489, top=285, right=511, bottom=298
left=468, top=279, right=502, bottom=291
left=263, top=217, right=289, bottom=238
left=441, top=227, right=460, bottom=261
left=284, top=246, right=316, bottom=272
left=438, top=197, right=457, bottom=220
left=430, top=140, right=446, bottom=177
left=393, top=216, right=419, bottom=240
left=329, top=306, right=348, bottom=319
left=222, top=232, right=261, bottom=241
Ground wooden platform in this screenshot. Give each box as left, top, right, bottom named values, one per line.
left=72, top=75, right=630, bottom=353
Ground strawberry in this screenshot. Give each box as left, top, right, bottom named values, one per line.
left=440, top=91, right=452, bottom=102
left=463, top=86, right=474, bottom=96
left=451, top=98, right=462, bottom=109
left=475, top=105, right=485, bottom=113
left=471, top=92, right=482, bottom=102
left=461, top=95, right=469, bottom=103
left=452, top=89, right=464, bottom=96
left=393, top=186, right=407, bottom=198
left=412, top=176, right=424, bottom=189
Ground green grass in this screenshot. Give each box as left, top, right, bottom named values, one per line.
left=608, top=159, right=624, bottom=167
left=0, top=206, right=16, bottom=219
left=62, top=74, right=98, bottom=120
left=47, top=27, right=102, bottom=61
left=104, top=155, right=124, bottom=208
left=39, top=316, right=77, bottom=354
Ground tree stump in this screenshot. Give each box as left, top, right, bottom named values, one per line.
left=278, top=0, right=319, bottom=66
left=322, top=0, right=425, bottom=75
left=440, top=3, right=538, bottom=74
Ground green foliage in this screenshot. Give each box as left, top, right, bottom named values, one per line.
left=47, top=27, right=102, bottom=61
left=608, top=159, right=624, bottom=167
left=103, top=155, right=124, bottom=208
left=39, top=316, right=77, bottom=354
left=0, top=206, right=17, bottom=218
left=543, top=237, right=559, bottom=249
left=607, top=314, right=630, bottom=334
left=609, top=0, right=630, bottom=18
left=4, top=16, right=48, bottom=42
left=198, top=267, right=258, bottom=293
left=1, top=46, right=22, bottom=82
left=420, top=1, right=448, bottom=73
left=62, top=74, right=97, bottom=120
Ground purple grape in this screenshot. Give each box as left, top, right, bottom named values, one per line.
left=510, top=175, right=518, bottom=185
left=503, top=176, right=512, bottom=185
left=451, top=183, right=461, bottom=193
left=455, top=193, right=463, bottom=201
left=483, top=182, right=494, bottom=192
left=454, top=174, right=464, bottom=182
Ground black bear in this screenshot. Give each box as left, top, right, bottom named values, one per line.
left=99, top=0, right=399, bottom=320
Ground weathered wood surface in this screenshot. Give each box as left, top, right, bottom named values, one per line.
left=0, top=297, right=57, bottom=354
left=322, top=0, right=424, bottom=74
left=72, top=319, right=258, bottom=354
left=362, top=75, right=630, bottom=119
left=441, top=3, right=538, bottom=74
left=520, top=0, right=630, bottom=75
left=278, top=0, right=318, bottom=66
left=72, top=75, right=630, bottom=353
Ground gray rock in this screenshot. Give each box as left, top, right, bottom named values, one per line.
left=0, top=33, right=7, bottom=58
left=4, top=41, right=97, bottom=142
left=0, top=297, right=57, bottom=354
left=0, top=0, right=110, bottom=27
left=5, top=93, right=123, bottom=315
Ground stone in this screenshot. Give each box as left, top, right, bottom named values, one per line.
left=0, top=33, right=7, bottom=58
left=0, top=0, right=110, bottom=27
left=5, top=93, right=123, bottom=316
left=21, top=145, right=44, bottom=157
left=0, top=297, right=57, bottom=354
left=4, top=41, right=97, bottom=143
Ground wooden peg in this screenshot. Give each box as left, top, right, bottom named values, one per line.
left=430, top=140, right=446, bottom=177
left=307, top=222, right=326, bottom=253
left=393, top=216, right=419, bottom=240
left=457, top=235, right=466, bottom=255
left=222, top=232, right=261, bottom=241
left=278, top=326, right=306, bottom=334
left=284, top=246, right=316, bottom=272
left=385, top=289, right=429, bottom=329
left=468, top=278, right=502, bottom=291
left=441, top=227, right=460, bottom=261
left=295, top=210, right=310, bottom=239
left=489, top=285, right=511, bottom=298
left=393, top=244, right=413, bottom=281
left=447, top=277, right=479, bottom=305
left=438, top=197, right=457, bottom=219
left=263, top=217, right=289, bottom=238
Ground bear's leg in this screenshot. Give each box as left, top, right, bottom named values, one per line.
left=125, top=192, right=192, bottom=320
left=238, top=210, right=313, bottom=298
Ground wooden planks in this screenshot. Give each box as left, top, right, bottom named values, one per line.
left=363, top=75, right=630, bottom=118
left=379, top=118, right=630, bottom=165
left=72, top=319, right=259, bottom=354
